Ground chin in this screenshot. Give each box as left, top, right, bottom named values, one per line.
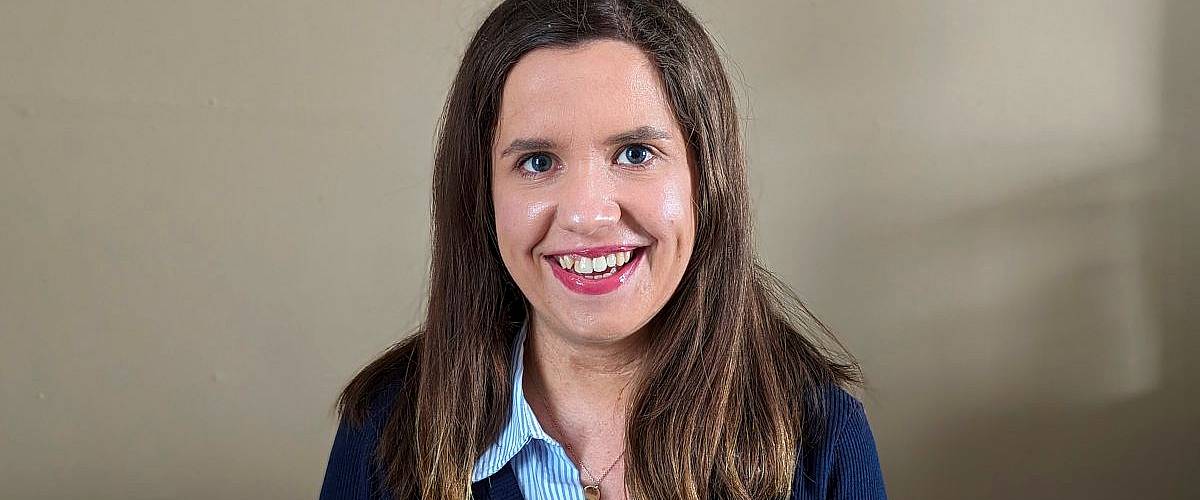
left=553, top=312, right=649, bottom=343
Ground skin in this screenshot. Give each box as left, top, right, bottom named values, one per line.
left=491, top=39, right=696, bottom=498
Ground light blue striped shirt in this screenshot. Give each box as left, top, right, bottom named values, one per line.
left=471, top=323, right=585, bottom=500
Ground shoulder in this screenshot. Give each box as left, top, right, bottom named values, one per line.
left=340, top=334, right=422, bottom=430
left=356, top=372, right=410, bottom=434
left=791, top=384, right=888, bottom=500
left=320, top=380, right=406, bottom=500
left=319, top=336, right=421, bottom=500
left=821, top=384, right=870, bottom=444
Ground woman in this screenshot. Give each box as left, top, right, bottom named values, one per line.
left=320, top=0, right=886, bottom=499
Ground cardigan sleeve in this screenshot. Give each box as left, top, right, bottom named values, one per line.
left=827, top=391, right=888, bottom=500
left=319, top=412, right=384, bottom=500
left=320, top=381, right=405, bottom=500
left=792, top=386, right=888, bottom=499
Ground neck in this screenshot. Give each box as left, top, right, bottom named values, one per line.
left=522, top=315, right=647, bottom=440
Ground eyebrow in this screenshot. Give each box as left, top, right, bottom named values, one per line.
left=498, top=125, right=672, bottom=158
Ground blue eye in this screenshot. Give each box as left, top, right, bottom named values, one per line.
left=520, top=153, right=554, bottom=174
left=616, top=144, right=653, bottom=165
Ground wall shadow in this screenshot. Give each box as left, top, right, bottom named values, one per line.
left=871, top=1, right=1200, bottom=498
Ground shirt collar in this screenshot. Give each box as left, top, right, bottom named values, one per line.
left=471, top=320, right=560, bottom=482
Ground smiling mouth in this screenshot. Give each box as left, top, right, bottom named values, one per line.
left=545, top=248, right=642, bottom=279
left=542, top=247, right=647, bottom=295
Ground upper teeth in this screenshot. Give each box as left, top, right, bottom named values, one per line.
left=555, top=251, right=633, bottom=273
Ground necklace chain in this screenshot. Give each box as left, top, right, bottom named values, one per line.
left=523, top=354, right=633, bottom=496
left=543, top=412, right=626, bottom=488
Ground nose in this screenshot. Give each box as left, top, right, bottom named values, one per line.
left=555, top=161, right=620, bottom=237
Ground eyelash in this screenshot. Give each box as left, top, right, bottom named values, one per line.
left=514, top=144, right=659, bottom=178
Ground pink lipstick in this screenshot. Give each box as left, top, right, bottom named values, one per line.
left=544, top=247, right=645, bottom=295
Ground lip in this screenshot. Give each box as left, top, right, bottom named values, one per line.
left=545, top=247, right=644, bottom=296
left=544, top=244, right=644, bottom=258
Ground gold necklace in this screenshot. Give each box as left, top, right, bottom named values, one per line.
left=542, top=411, right=626, bottom=500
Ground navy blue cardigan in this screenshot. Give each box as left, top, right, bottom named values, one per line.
left=320, top=383, right=887, bottom=499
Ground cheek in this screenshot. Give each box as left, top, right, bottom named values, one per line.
left=658, top=177, right=688, bottom=223
left=493, top=187, right=554, bottom=259
left=654, top=171, right=696, bottom=253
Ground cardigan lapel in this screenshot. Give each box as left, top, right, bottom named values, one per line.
left=471, top=461, right=525, bottom=500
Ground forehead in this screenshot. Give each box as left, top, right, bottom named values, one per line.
left=494, top=39, right=678, bottom=145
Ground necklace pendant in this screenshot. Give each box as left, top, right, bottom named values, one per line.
left=583, top=484, right=601, bottom=500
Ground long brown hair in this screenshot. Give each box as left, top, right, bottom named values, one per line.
left=337, top=1, right=862, bottom=498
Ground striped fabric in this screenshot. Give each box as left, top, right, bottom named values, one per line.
left=471, top=323, right=587, bottom=500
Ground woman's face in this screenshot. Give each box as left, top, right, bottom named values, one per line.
left=492, top=39, right=696, bottom=345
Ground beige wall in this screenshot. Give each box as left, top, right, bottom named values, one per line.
left=2, top=1, right=1195, bottom=498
